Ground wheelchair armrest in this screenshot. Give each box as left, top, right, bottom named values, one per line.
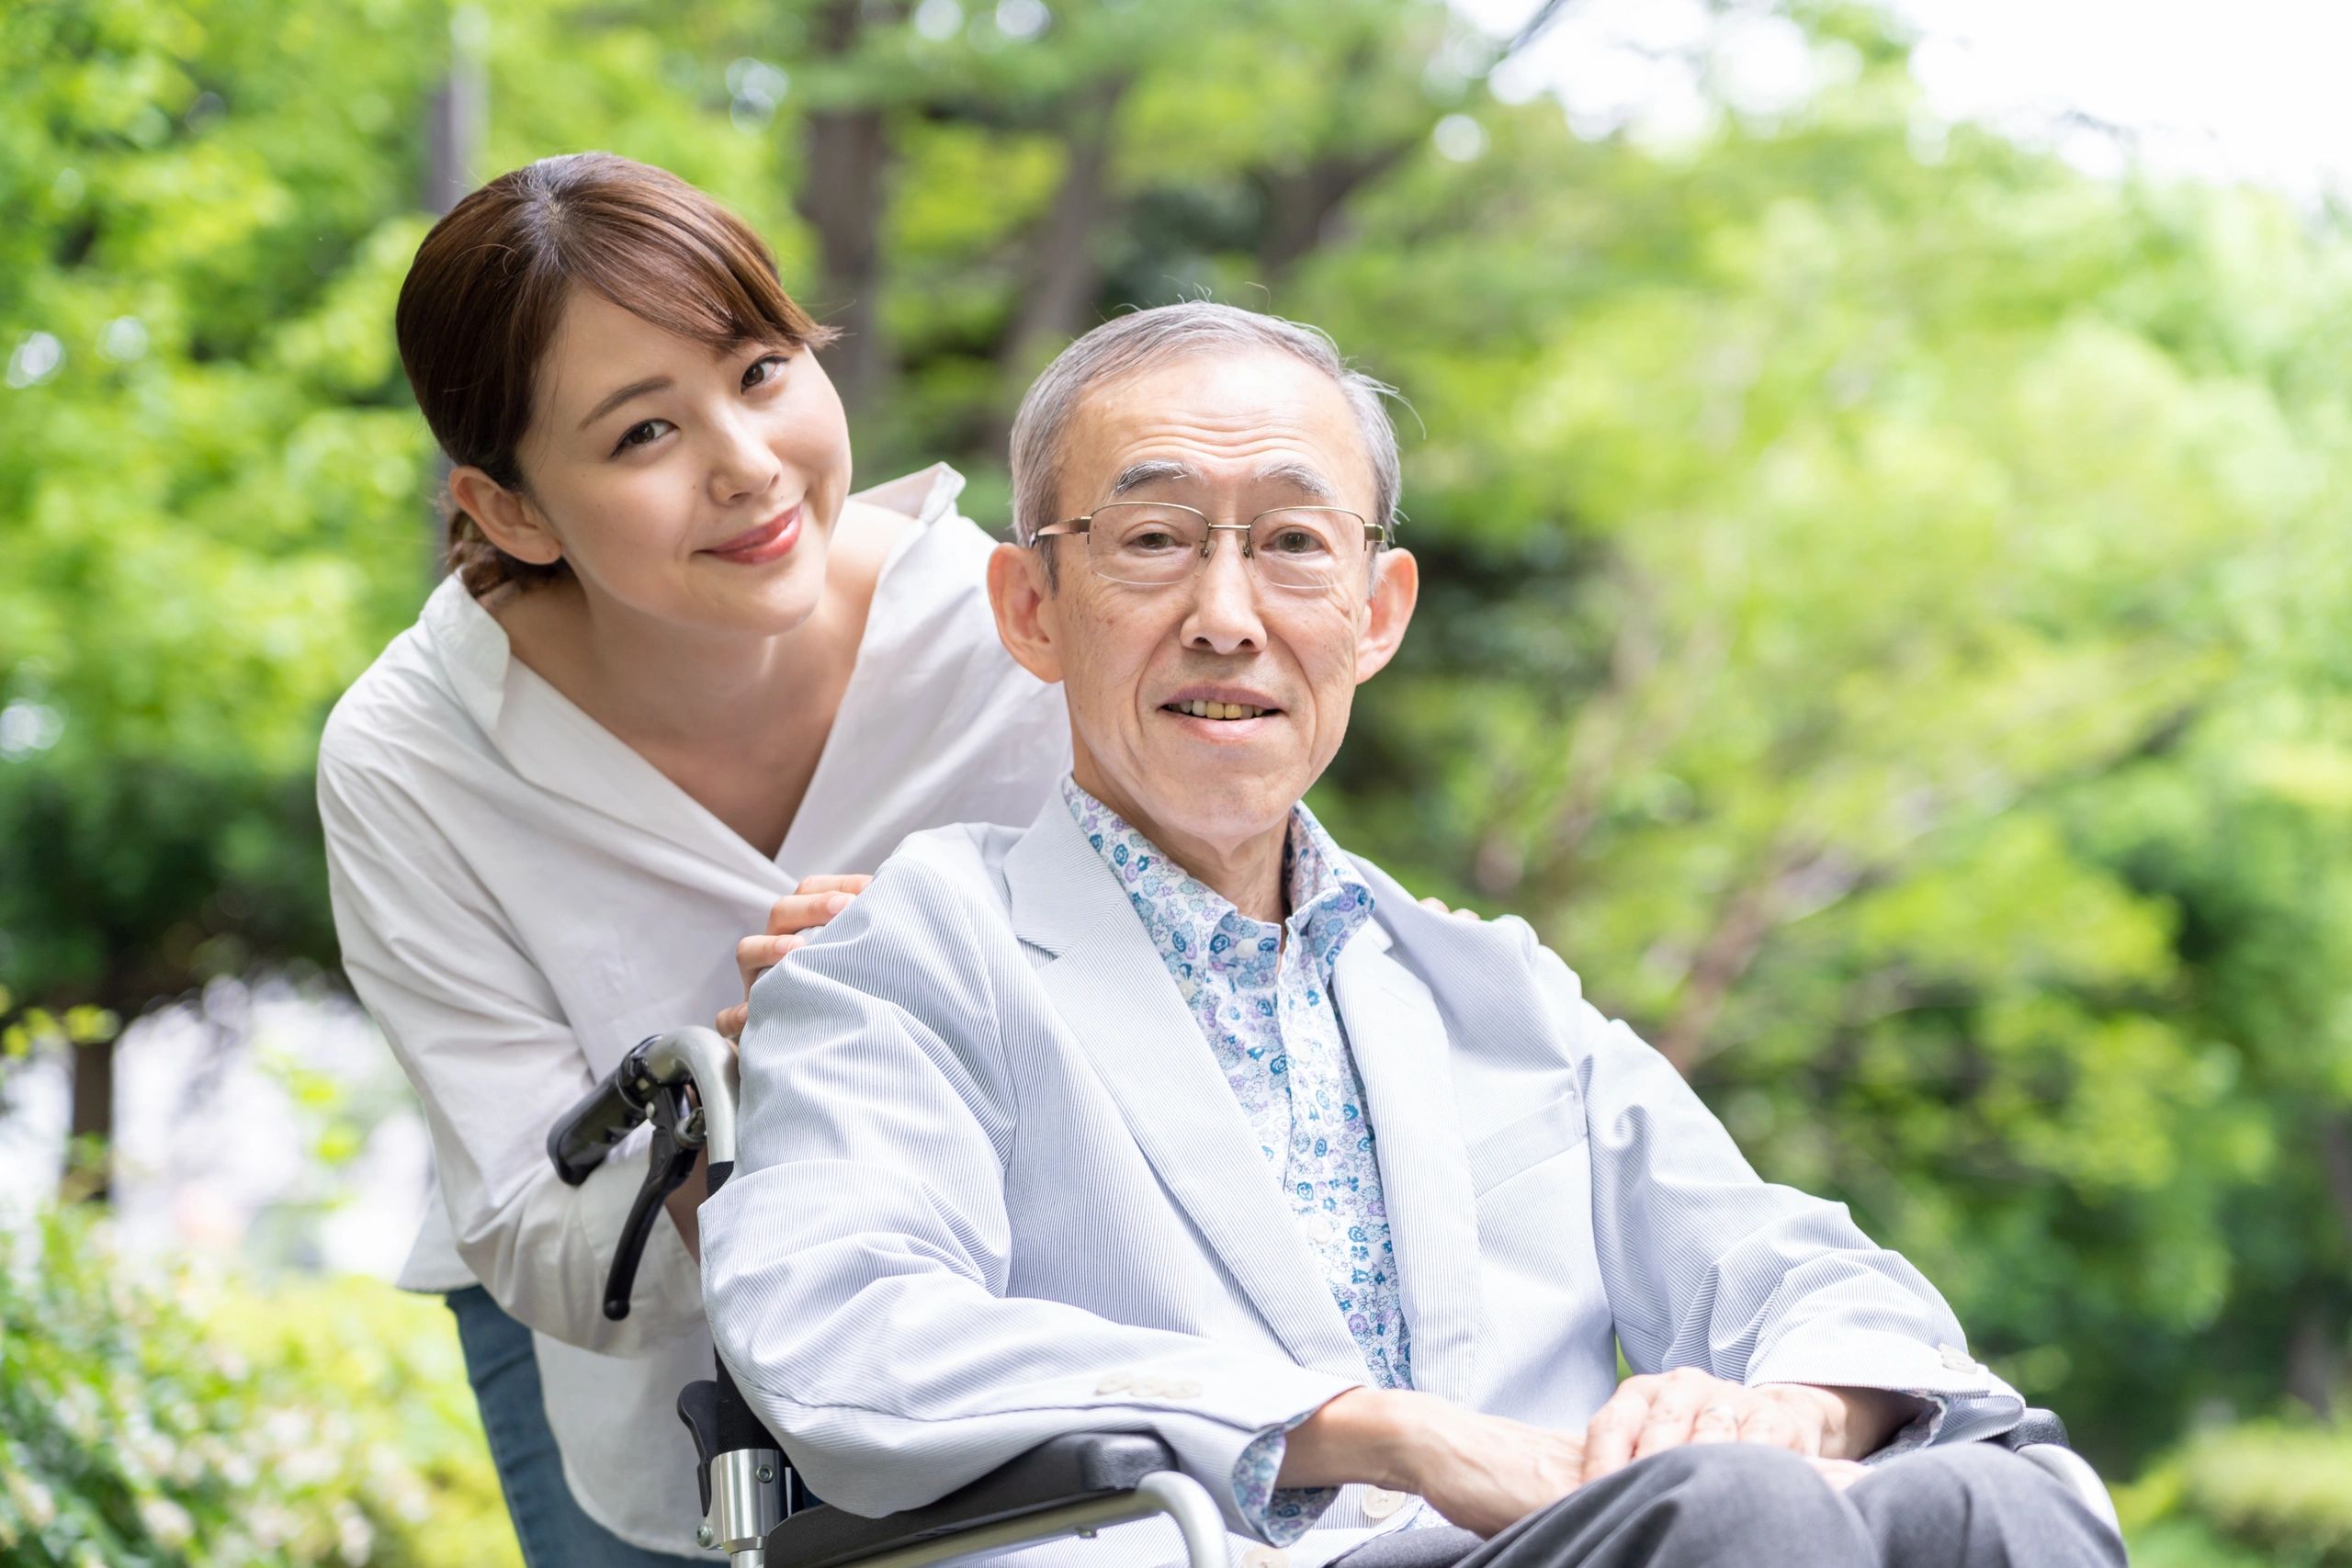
left=1991, top=1407, right=2122, bottom=1540
left=766, top=1431, right=1184, bottom=1568
left=1993, top=1406, right=2070, bottom=1451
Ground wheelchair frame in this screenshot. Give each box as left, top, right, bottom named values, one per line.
left=548, top=1028, right=2122, bottom=1568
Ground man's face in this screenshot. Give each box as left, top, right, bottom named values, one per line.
left=990, top=348, right=1418, bottom=860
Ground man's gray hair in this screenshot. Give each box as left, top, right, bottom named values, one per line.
left=1008, top=301, right=1403, bottom=547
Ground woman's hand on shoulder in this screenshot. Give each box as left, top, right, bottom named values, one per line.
left=716, top=873, right=872, bottom=1040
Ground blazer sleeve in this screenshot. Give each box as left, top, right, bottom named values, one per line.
left=317, top=746, right=705, bottom=1351
left=1526, top=937, right=2026, bottom=1452
left=700, top=848, right=1360, bottom=1533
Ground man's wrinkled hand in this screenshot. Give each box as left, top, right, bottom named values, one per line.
left=1576, top=1368, right=1845, bottom=1485
left=1283, top=1390, right=1586, bottom=1540
left=715, top=874, right=871, bottom=1041
left=1408, top=1404, right=1588, bottom=1538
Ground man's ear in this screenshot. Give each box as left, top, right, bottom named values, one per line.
left=449, top=465, right=564, bottom=566
left=1352, top=547, right=1419, bottom=684
left=988, top=540, right=1067, bottom=685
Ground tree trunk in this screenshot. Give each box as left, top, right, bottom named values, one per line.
left=1000, top=77, right=1128, bottom=378
left=795, top=0, right=896, bottom=413
left=983, top=77, right=1129, bottom=454
left=2285, top=1301, right=2339, bottom=1420
left=2318, top=1112, right=2352, bottom=1254
left=1655, top=844, right=1864, bottom=1075
left=66, top=1036, right=113, bottom=1201
left=1257, top=141, right=1415, bottom=281
left=423, top=27, right=486, bottom=581
left=1655, top=865, right=1789, bottom=1076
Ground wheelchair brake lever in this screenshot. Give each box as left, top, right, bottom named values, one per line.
left=601, top=1077, right=707, bottom=1321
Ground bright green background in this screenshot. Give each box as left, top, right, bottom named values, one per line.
left=5, top=0, right=2351, bottom=1562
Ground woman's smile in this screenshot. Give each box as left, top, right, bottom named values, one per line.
left=702, top=502, right=803, bottom=565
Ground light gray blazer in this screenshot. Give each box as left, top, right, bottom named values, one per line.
left=701, top=799, right=2023, bottom=1568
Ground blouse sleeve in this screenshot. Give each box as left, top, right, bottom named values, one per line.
left=318, top=742, right=707, bottom=1352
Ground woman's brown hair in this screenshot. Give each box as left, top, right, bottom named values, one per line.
left=394, top=152, right=838, bottom=597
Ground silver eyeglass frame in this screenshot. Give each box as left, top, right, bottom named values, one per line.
left=1029, top=502, right=1390, bottom=592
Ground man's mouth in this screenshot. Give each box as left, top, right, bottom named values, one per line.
left=1161, top=699, right=1279, bottom=722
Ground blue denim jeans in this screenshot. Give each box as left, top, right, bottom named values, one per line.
left=446, top=1285, right=707, bottom=1567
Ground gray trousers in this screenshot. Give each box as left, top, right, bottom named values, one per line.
left=1332, top=1444, right=2127, bottom=1568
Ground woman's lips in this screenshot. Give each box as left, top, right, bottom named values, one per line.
left=704, top=503, right=803, bottom=564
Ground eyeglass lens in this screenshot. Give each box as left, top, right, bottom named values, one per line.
left=1084, top=503, right=1366, bottom=591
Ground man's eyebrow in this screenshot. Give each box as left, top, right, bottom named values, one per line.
left=1110, top=459, right=1193, bottom=495
left=1253, top=459, right=1339, bottom=502
left=576, top=375, right=673, bottom=432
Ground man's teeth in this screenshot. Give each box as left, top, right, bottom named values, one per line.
left=1172, top=700, right=1269, bottom=720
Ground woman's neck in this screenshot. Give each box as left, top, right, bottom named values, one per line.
left=482, top=503, right=911, bottom=858
left=497, top=577, right=840, bottom=755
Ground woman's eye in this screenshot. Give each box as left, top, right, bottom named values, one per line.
left=615, top=419, right=673, bottom=454
left=742, top=352, right=790, bottom=390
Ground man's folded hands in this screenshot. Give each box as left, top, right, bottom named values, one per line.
left=1276, top=1372, right=1899, bottom=1539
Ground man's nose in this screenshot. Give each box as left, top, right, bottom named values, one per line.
left=1179, top=530, right=1267, bottom=655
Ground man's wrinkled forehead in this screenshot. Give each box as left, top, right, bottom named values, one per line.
left=1060, top=349, right=1376, bottom=511
left=1106, top=457, right=1343, bottom=503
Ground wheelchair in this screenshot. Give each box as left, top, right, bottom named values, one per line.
left=548, top=1028, right=2125, bottom=1568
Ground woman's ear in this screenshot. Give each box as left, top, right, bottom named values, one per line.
left=449, top=465, right=564, bottom=566
left=1352, top=546, right=1419, bottom=684
left=987, top=540, right=1066, bottom=685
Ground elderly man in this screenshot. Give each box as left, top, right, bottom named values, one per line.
left=700, top=303, right=2120, bottom=1568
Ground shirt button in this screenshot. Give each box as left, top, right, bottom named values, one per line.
left=1096, top=1373, right=1132, bottom=1395
left=1244, top=1549, right=1288, bottom=1568
left=1362, top=1488, right=1409, bottom=1520
left=1166, top=1379, right=1204, bottom=1398
left=1937, top=1343, right=1978, bottom=1372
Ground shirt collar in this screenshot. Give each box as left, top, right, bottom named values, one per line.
left=417, top=570, right=511, bottom=735
left=1059, top=776, right=1374, bottom=993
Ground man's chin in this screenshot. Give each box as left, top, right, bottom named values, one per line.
left=1129, top=776, right=1303, bottom=849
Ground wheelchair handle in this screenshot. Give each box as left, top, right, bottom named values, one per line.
left=545, top=1027, right=742, bottom=1320
left=548, top=1046, right=655, bottom=1188
left=548, top=1027, right=741, bottom=1185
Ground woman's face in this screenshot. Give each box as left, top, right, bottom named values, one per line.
left=502, top=288, right=853, bottom=635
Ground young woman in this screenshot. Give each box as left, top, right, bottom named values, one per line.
left=318, top=152, right=1069, bottom=1563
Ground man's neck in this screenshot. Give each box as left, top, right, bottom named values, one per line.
left=1069, top=765, right=1292, bottom=926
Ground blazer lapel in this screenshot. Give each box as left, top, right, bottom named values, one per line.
left=1334, top=933, right=1488, bottom=1404
left=1004, top=803, right=1368, bottom=1381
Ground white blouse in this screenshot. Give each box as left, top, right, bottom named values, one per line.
left=317, top=466, right=1070, bottom=1554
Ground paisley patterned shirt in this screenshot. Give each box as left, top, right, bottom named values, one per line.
left=1062, top=779, right=1411, bottom=1541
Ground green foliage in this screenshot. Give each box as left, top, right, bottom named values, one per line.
left=6, top=0, right=2350, bottom=1500
left=0, top=1205, right=516, bottom=1567
left=2120, top=1420, right=2352, bottom=1567
left=0, top=0, right=443, bottom=1032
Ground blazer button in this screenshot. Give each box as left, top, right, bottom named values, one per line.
left=1096, top=1373, right=1133, bottom=1395
left=1244, top=1548, right=1287, bottom=1568
left=1362, top=1488, right=1409, bottom=1520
